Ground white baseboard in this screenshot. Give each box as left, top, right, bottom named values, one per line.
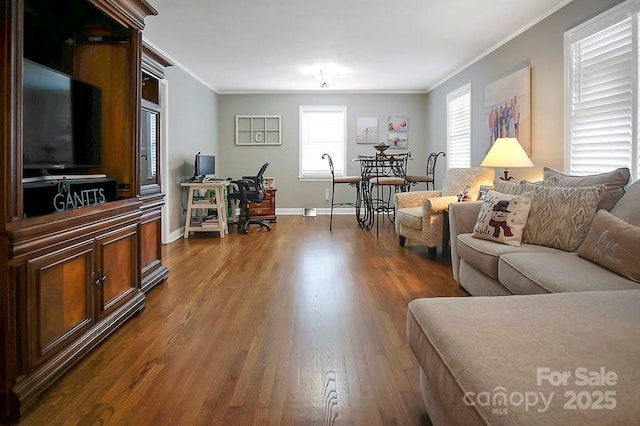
left=276, top=207, right=356, bottom=215
left=167, top=227, right=185, bottom=243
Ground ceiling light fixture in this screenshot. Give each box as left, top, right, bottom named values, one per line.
left=313, top=69, right=339, bottom=88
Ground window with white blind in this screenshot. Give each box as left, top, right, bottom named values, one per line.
left=446, top=84, right=471, bottom=168
left=565, top=0, right=640, bottom=180
left=299, top=105, right=347, bottom=180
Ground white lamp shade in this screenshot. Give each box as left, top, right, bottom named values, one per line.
left=481, top=138, right=534, bottom=168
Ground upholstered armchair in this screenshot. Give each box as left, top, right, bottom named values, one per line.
left=394, top=167, right=495, bottom=259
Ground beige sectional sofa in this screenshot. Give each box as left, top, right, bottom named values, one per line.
left=407, top=290, right=640, bottom=425
left=449, top=169, right=639, bottom=296
left=406, top=169, right=640, bottom=425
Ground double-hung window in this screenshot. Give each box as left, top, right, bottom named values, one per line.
left=299, top=105, right=347, bottom=180
left=446, top=83, right=471, bottom=168
left=565, top=0, right=640, bottom=180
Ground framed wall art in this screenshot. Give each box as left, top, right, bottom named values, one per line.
left=388, top=132, right=408, bottom=149
left=485, top=67, right=531, bottom=155
left=356, top=117, right=378, bottom=144
left=388, top=115, right=408, bottom=132
left=235, top=115, right=281, bottom=145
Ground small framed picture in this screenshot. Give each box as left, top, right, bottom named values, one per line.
left=478, top=185, right=493, bottom=201
left=388, top=115, right=408, bottom=132
left=263, top=177, right=276, bottom=190
left=356, top=117, right=378, bottom=144
left=388, top=132, right=408, bottom=149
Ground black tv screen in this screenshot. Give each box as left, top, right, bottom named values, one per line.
left=22, top=59, right=102, bottom=171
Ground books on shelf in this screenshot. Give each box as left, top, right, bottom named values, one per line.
left=200, top=214, right=219, bottom=227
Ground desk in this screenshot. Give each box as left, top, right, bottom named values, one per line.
left=181, top=181, right=230, bottom=238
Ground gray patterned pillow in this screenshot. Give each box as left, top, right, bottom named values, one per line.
left=543, top=167, right=630, bottom=211
left=519, top=183, right=607, bottom=251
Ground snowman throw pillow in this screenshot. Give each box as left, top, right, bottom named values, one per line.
left=472, top=190, right=534, bottom=246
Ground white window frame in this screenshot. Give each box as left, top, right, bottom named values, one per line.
left=446, top=83, right=472, bottom=168
left=298, top=105, right=347, bottom=181
left=564, top=0, right=640, bottom=180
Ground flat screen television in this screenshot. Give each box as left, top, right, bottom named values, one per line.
left=193, top=153, right=216, bottom=179
left=22, top=59, right=102, bottom=174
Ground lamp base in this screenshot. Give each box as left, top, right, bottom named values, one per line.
left=499, top=169, right=513, bottom=181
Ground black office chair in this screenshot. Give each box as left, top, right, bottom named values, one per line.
left=228, top=162, right=272, bottom=234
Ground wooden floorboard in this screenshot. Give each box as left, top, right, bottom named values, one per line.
left=19, top=215, right=466, bottom=425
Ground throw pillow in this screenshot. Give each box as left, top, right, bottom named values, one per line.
left=472, top=190, right=533, bottom=246
left=493, top=177, right=559, bottom=195
left=578, top=210, right=640, bottom=283
left=493, top=179, right=524, bottom=195
left=519, top=183, right=606, bottom=251
left=525, top=176, right=560, bottom=186
left=610, top=179, right=640, bottom=227
left=543, top=167, right=630, bottom=211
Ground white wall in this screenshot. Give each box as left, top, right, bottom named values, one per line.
left=218, top=93, right=431, bottom=208
left=164, top=65, right=218, bottom=236
left=424, top=0, right=624, bottom=182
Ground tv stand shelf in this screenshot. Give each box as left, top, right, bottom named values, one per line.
left=23, top=174, right=107, bottom=183
left=181, top=181, right=230, bottom=238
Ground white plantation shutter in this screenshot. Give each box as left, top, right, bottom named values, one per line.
left=299, top=106, right=346, bottom=179
left=447, top=84, right=471, bottom=168
left=565, top=0, right=640, bottom=180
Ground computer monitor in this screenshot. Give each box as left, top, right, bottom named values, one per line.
left=193, top=153, right=215, bottom=179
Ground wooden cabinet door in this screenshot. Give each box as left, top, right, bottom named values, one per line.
left=95, top=224, right=139, bottom=321
left=139, top=204, right=167, bottom=292
left=26, top=241, right=96, bottom=369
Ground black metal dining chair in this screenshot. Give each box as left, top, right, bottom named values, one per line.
left=406, top=151, right=446, bottom=190
left=322, top=153, right=361, bottom=230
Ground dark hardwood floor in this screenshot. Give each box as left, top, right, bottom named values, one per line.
left=19, top=215, right=466, bottom=425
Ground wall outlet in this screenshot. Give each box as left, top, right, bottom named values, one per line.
left=324, top=188, right=330, bottom=201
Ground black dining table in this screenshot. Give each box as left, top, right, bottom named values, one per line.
left=353, top=151, right=410, bottom=233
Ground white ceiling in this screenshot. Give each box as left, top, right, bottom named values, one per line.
left=142, top=0, right=572, bottom=93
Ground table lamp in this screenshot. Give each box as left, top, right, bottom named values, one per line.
left=481, top=137, right=534, bottom=180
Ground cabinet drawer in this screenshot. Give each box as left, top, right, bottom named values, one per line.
left=250, top=204, right=273, bottom=216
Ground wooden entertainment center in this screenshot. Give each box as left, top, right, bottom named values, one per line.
left=0, top=0, right=170, bottom=422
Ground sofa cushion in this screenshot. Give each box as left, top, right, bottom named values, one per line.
left=472, top=190, right=533, bottom=246
left=499, top=252, right=640, bottom=294
left=519, top=183, right=606, bottom=251
left=406, top=291, right=640, bottom=425
left=543, top=166, right=630, bottom=211
left=457, top=233, right=564, bottom=279
left=578, top=210, right=640, bottom=283
left=610, top=179, right=640, bottom=226
left=396, top=206, right=422, bottom=230
left=459, top=259, right=512, bottom=296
